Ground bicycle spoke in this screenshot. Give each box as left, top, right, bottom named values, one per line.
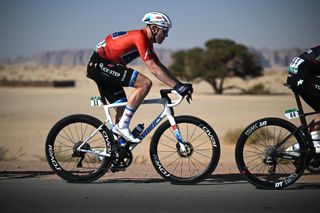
left=158, top=150, right=178, bottom=161
left=193, top=150, right=211, bottom=160
left=193, top=139, right=210, bottom=149
left=59, top=130, right=76, bottom=144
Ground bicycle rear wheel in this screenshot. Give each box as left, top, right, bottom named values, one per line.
left=150, top=116, right=220, bottom=184
left=45, top=114, right=114, bottom=182
left=235, top=117, right=307, bottom=189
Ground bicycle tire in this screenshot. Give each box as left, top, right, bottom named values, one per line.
left=45, top=114, right=114, bottom=183
left=235, top=117, right=307, bottom=189
left=150, top=115, right=220, bottom=184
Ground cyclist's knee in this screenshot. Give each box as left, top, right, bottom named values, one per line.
left=135, top=74, right=152, bottom=92
left=143, top=78, right=152, bottom=91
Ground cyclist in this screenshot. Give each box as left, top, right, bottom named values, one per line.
left=87, top=12, right=193, bottom=143
left=286, top=45, right=320, bottom=153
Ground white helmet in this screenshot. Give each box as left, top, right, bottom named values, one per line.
left=142, top=12, right=172, bottom=29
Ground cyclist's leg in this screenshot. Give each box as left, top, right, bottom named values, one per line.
left=126, top=73, right=152, bottom=109
left=299, top=74, right=320, bottom=128
left=117, top=72, right=152, bottom=129
left=308, top=75, right=320, bottom=131
left=294, top=72, right=320, bottom=152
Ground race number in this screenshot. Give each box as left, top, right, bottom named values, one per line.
left=90, top=96, right=102, bottom=107
left=285, top=107, right=299, bottom=119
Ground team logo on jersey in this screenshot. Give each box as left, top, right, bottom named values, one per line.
left=288, top=57, right=304, bottom=74
left=297, top=79, right=304, bottom=86
left=99, top=63, right=120, bottom=77
left=312, top=83, right=320, bottom=90
left=112, top=31, right=127, bottom=39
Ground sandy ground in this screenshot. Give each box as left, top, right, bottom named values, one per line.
left=0, top=66, right=316, bottom=178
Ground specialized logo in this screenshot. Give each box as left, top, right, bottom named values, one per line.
left=99, top=63, right=120, bottom=77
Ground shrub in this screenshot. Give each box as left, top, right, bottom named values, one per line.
left=243, top=83, right=272, bottom=95
left=223, top=128, right=243, bottom=144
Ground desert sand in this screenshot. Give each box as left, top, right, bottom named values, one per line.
left=0, top=66, right=315, bottom=178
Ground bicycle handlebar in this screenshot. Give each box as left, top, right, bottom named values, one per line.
left=167, top=90, right=183, bottom=107
left=160, top=89, right=192, bottom=107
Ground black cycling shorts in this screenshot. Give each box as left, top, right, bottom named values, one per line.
left=87, top=52, right=139, bottom=103
left=287, top=58, right=320, bottom=111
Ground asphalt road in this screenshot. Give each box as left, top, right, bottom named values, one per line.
left=0, top=175, right=319, bottom=213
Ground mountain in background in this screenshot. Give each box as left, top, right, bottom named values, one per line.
left=0, top=47, right=305, bottom=68
left=249, top=47, right=305, bottom=68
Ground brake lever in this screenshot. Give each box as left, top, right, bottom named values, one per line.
left=186, top=92, right=193, bottom=104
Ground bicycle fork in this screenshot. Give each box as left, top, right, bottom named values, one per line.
left=167, top=114, right=188, bottom=153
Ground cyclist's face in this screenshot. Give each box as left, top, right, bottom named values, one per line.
left=155, top=27, right=169, bottom=44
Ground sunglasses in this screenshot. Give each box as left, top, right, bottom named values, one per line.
left=157, top=26, right=170, bottom=35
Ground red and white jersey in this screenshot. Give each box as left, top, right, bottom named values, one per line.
left=95, top=29, right=159, bottom=65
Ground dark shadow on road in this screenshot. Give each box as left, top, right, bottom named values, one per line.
left=0, top=171, right=54, bottom=179
left=93, top=174, right=247, bottom=185
left=0, top=171, right=319, bottom=190
left=284, top=183, right=320, bottom=190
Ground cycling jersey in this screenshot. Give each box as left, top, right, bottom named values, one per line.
left=95, top=29, right=159, bottom=65
left=87, top=29, right=160, bottom=104
left=287, top=46, right=320, bottom=111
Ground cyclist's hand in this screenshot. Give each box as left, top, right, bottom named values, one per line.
left=173, top=82, right=193, bottom=103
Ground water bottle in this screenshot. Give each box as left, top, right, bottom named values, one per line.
left=132, top=123, right=144, bottom=138
left=119, top=137, right=126, bottom=146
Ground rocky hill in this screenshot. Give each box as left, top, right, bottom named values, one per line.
left=0, top=47, right=305, bottom=68
left=249, top=47, right=305, bottom=68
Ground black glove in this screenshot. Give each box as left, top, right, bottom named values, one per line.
left=173, top=82, right=193, bottom=103
left=174, top=82, right=193, bottom=96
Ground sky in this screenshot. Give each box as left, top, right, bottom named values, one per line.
left=0, top=0, right=319, bottom=59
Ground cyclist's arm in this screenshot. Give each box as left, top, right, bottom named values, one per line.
left=144, top=59, right=179, bottom=88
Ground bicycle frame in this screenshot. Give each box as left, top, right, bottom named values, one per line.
left=275, top=88, right=320, bottom=153
left=78, top=90, right=188, bottom=154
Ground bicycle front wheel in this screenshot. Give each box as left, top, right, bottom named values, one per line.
left=235, top=117, right=307, bottom=189
left=45, top=114, right=114, bottom=183
left=150, top=116, right=220, bottom=184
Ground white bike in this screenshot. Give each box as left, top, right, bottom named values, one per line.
left=45, top=89, right=220, bottom=184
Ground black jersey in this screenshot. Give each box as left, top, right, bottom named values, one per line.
left=299, top=46, right=320, bottom=76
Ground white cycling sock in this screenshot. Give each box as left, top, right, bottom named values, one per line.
left=118, top=106, right=135, bottom=129
left=311, top=130, right=320, bottom=153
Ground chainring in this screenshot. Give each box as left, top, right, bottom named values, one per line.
left=112, top=147, right=133, bottom=169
